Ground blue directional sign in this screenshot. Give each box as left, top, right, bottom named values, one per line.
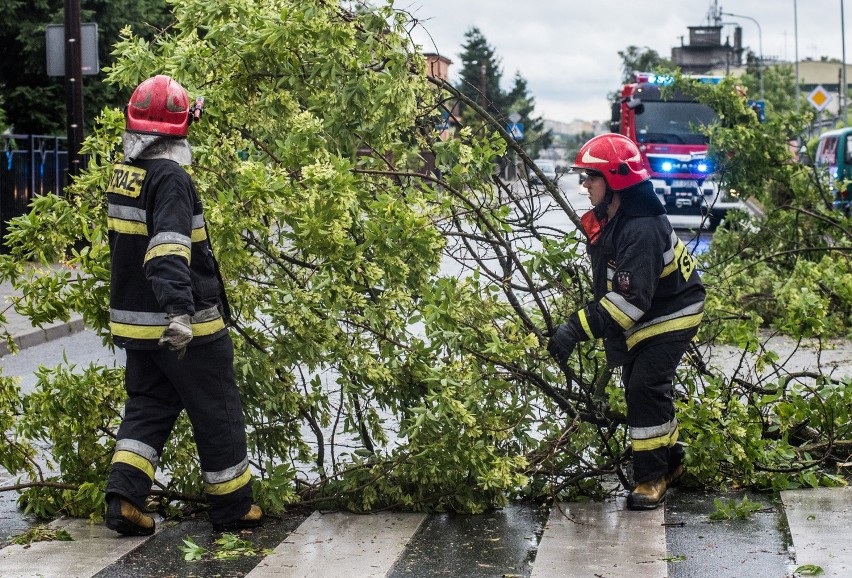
left=508, top=122, right=524, bottom=140
left=436, top=110, right=450, bottom=131
left=748, top=100, right=766, bottom=123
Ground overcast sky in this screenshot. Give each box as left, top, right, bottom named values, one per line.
left=404, top=0, right=849, bottom=122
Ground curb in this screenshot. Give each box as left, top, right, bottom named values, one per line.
left=0, top=317, right=86, bottom=358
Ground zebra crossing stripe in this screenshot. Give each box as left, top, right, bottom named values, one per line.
left=245, top=511, right=426, bottom=577
left=782, top=487, right=852, bottom=577
left=530, top=500, right=667, bottom=578
left=0, top=517, right=157, bottom=578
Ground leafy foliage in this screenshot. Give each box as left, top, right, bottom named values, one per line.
left=180, top=534, right=272, bottom=561
left=708, top=496, right=765, bottom=521
left=0, top=2, right=848, bottom=525
left=10, top=525, right=73, bottom=545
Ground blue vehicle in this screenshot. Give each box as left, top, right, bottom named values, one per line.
left=814, top=128, right=852, bottom=217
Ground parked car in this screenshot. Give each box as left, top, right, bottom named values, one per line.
left=813, top=128, right=852, bottom=217
left=529, top=159, right=557, bottom=185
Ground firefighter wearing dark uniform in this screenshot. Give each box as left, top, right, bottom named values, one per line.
left=104, top=75, right=263, bottom=534
left=547, top=133, right=705, bottom=510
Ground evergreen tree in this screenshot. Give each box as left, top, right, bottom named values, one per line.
left=456, top=28, right=549, bottom=156
left=505, top=71, right=551, bottom=157
left=456, top=27, right=507, bottom=120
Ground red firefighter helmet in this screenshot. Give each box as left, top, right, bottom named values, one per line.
left=125, top=75, right=190, bottom=136
left=571, top=133, right=649, bottom=191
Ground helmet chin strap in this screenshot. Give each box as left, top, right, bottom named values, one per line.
left=593, top=189, right=615, bottom=221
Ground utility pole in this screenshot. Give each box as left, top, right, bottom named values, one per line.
left=64, top=0, right=85, bottom=184
left=842, top=0, right=848, bottom=124
left=480, top=62, right=486, bottom=108
left=794, top=0, right=800, bottom=115
left=721, top=11, right=763, bottom=102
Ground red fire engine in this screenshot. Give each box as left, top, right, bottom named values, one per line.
left=610, top=72, right=741, bottom=229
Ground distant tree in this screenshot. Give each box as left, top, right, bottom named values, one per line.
left=738, top=60, right=799, bottom=117
left=456, top=27, right=507, bottom=120
left=505, top=71, right=551, bottom=157
left=617, top=45, right=674, bottom=83
left=0, top=0, right=171, bottom=135
left=456, top=29, right=549, bottom=157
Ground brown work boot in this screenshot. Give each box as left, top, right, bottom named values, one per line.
left=212, top=504, right=265, bottom=532
left=626, top=476, right=668, bottom=510
left=105, top=496, right=155, bottom=536
left=666, top=464, right=685, bottom=486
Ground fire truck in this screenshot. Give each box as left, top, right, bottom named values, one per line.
left=610, top=72, right=742, bottom=229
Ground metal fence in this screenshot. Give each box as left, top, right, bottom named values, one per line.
left=0, top=134, right=73, bottom=253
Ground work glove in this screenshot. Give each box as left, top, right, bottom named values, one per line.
left=159, top=313, right=193, bottom=355
left=547, top=320, right=584, bottom=365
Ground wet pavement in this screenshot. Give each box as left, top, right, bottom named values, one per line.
left=3, top=488, right=852, bottom=577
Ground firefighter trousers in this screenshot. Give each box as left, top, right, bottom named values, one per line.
left=622, top=338, right=692, bottom=483
left=106, top=333, right=253, bottom=526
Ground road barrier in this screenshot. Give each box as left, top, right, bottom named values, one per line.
left=0, top=134, right=86, bottom=253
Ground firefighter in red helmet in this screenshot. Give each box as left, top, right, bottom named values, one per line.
left=104, top=75, right=263, bottom=534
left=547, top=133, right=705, bottom=510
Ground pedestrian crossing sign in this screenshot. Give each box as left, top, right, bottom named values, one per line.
left=508, top=122, right=524, bottom=140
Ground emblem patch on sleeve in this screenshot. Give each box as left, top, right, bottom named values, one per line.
left=615, top=271, right=632, bottom=293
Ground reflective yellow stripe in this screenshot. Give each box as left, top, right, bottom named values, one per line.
left=110, top=321, right=166, bottom=340
left=112, top=450, right=155, bottom=480
left=144, top=243, right=191, bottom=264
left=601, top=297, right=634, bottom=330
left=192, top=317, right=226, bottom=337
left=110, top=317, right=224, bottom=340
left=661, top=240, right=697, bottom=280
left=626, top=313, right=703, bottom=349
left=661, top=241, right=684, bottom=278
left=633, top=427, right=679, bottom=452
left=204, top=468, right=251, bottom=496
left=108, top=217, right=148, bottom=235
left=191, top=228, right=207, bottom=242
left=578, top=310, right=595, bottom=339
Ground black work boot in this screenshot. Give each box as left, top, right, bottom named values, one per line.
left=626, top=476, right=668, bottom=510
left=105, top=495, right=155, bottom=536
left=212, top=504, right=265, bottom=532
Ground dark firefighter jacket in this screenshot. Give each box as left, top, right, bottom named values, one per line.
left=106, top=158, right=230, bottom=349
left=571, top=180, right=705, bottom=367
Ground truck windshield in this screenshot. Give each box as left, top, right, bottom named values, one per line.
left=635, top=101, right=718, bottom=145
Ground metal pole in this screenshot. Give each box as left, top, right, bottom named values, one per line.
left=480, top=63, right=486, bottom=108
left=64, top=0, right=84, bottom=185
left=842, top=0, right=848, bottom=124
left=795, top=0, right=800, bottom=115
left=722, top=12, right=763, bottom=101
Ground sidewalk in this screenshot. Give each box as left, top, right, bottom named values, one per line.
left=0, top=264, right=85, bottom=357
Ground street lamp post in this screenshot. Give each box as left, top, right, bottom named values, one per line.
left=722, top=11, right=764, bottom=102
left=794, top=0, right=800, bottom=115
left=842, top=0, right=848, bottom=123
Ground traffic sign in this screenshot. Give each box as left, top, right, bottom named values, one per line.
left=46, top=23, right=100, bottom=76
left=748, top=100, right=766, bottom=123
left=508, top=122, right=524, bottom=140
left=807, top=85, right=832, bottom=111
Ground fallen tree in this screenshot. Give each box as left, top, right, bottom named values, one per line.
left=0, top=1, right=848, bottom=521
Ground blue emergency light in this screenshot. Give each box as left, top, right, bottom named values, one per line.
left=634, top=72, right=723, bottom=85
